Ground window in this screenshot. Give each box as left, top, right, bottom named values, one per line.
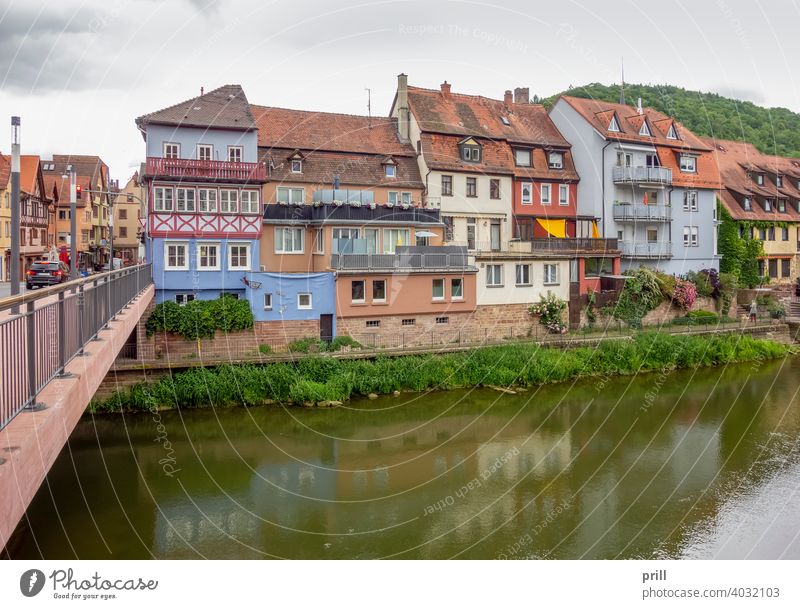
left=541, top=184, right=551, bottom=205
left=521, top=182, right=532, bottom=205
left=365, top=228, right=379, bottom=254
left=608, top=115, right=620, bottom=132
left=228, top=243, right=250, bottom=270
left=647, top=228, right=659, bottom=242
left=199, top=188, right=218, bottom=213
left=401, top=192, right=412, bottom=205
left=559, top=184, right=569, bottom=206
left=486, top=264, right=503, bottom=286
left=645, top=154, right=660, bottom=168
left=154, top=187, right=173, bottom=212
left=769, top=259, right=778, bottom=278
left=119, top=208, right=128, bottom=220
left=163, top=143, right=179, bottom=159
left=768, top=226, right=775, bottom=241
left=461, top=143, right=481, bottom=162
left=351, top=280, right=365, bottom=303
left=617, top=152, right=633, bottom=167
left=638, top=121, right=651, bottom=137
left=432, top=278, right=445, bottom=300
left=515, top=263, right=531, bottom=286
left=263, top=293, right=272, bottom=310
left=383, top=228, right=409, bottom=253
left=782, top=227, right=789, bottom=241
left=176, top=187, right=196, bottom=212
left=489, top=179, right=500, bottom=199
left=779, top=199, right=786, bottom=213
left=679, top=155, right=697, bottom=173
left=466, top=177, right=477, bottom=197
left=276, top=187, right=304, bottom=204
left=756, top=174, right=764, bottom=185
left=543, top=263, right=559, bottom=285
left=165, top=242, right=188, bottom=270
left=514, top=149, right=532, bottom=166
left=759, top=227, right=767, bottom=240
left=777, top=175, right=783, bottom=187
left=385, top=164, right=396, bottom=178
left=388, top=191, right=399, bottom=206
left=451, top=278, right=463, bottom=300
left=297, top=293, right=312, bottom=310
left=466, top=219, right=476, bottom=251
left=275, top=227, right=304, bottom=253
left=197, top=144, right=213, bottom=161
left=58, top=210, right=68, bottom=220
left=441, top=175, right=453, bottom=196
left=764, top=199, right=773, bottom=212
left=240, top=190, right=260, bottom=214
left=683, top=226, right=698, bottom=247
left=683, top=190, right=698, bottom=211
left=782, top=258, right=791, bottom=277
left=666, top=123, right=678, bottom=139
left=584, top=258, right=613, bottom=277
left=313, top=229, right=324, bottom=254
left=228, top=146, right=243, bottom=163
left=197, top=243, right=219, bottom=270
left=443, top=216, right=455, bottom=241
left=401, top=318, right=415, bottom=326
left=743, top=197, right=751, bottom=211
left=366, top=320, right=380, bottom=328
left=175, top=294, right=195, bottom=306
left=220, top=190, right=238, bottom=213
left=373, top=280, right=386, bottom=302
left=119, top=227, right=128, bottom=238
left=548, top=152, right=563, bottom=169
left=436, top=316, right=449, bottom=324
left=291, top=159, right=302, bottom=173
left=81, top=229, right=89, bottom=244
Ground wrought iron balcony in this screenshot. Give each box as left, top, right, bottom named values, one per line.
left=612, top=166, right=672, bottom=185
left=619, top=241, right=673, bottom=259
left=613, top=202, right=672, bottom=221
left=144, top=157, right=267, bottom=183
left=331, top=246, right=474, bottom=273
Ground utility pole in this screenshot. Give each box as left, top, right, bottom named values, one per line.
left=68, top=166, right=77, bottom=279
left=108, top=192, right=114, bottom=269
left=10, top=117, right=20, bottom=298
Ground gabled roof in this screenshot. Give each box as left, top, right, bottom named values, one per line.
left=250, top=106, right=414, bottom=156
left=136, top=85, right=256, bottom=131
left=19, top=155, right=45, bottom=197
left=406, top=85, right=570, bottom=147
left=556, top=95, right=711, bottom=151
left=0, top=153, right=10, bottom=190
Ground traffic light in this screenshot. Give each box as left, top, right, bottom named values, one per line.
left=75, top=184, right=82, bottom=200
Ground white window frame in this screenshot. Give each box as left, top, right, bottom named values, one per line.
left=240, top=190, right=260, bottom=214
left=559, top=184, right=569, bottom=206
left=541, top=184, right=551, bottom=205
left=683, top=190, right=698, bottom=212
left=313, top=228, right=324, bottom=254
left=227, top=242, right=251, bottom=270
left=372, top=279, right=387, bottom=303
left=264, top=293, right=273, bottom=310
left=401, top=192, right=412, bottom=205
left=274, top=227, right=304, bottom=254
left=548, top=152, right=563, bottom=169
left=691, top=226, right=698, bottom=247
left=486, top=264, right=503, bottom=287
left=163, top=142, right=180, bottom=159
left=291, top=159, right=302, bottom=173
left=276, top=187, right=304, bottom=204
left=227, top=146, right=243, bottom=163
left=175, top=293, right=195, bottom=306
left=297, top=293, right=312, bottom=310
left=521, top=182, right=532, bottom=205
left=385, top=164, right=396, bottom=178
left=451, top=277, right=464, bottom=300
left=197, top=144, right=213, bottom=161
left=764, top=199, right=773, bottom=212
left=154, top=186, right=173, bottom=212
left=743, top=197, right=751, bottom=211
left=220, top=189, right=238, bottom=213
left=515, top=263, right=531, bottom=286
left=176, top=187, right=196, bottom=212
left=683, top=226, right=690, bottom=246
left=543, top=263, right=559, bottom=285
left=351, top=280, right=366, bottom=304
left=432, top=278, right=445, bottom=301
left=198, top=188, right=218, bottom=213
left=197, top=242, right=220, bottom=271
left=164, top=241, right=188, bottom=270
left=514, top=149, right=532, bottom=167
left=608, top=115, right=620, bottom=132
left=383, top=228, right=409, bottom=253
left=679, top=155, right=697, bottom=173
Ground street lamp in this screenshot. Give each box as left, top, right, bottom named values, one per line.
left=10, top=116, right=20, bottom=298
left=62, top=165, right=78, bottom=279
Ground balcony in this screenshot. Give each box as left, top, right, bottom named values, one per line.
left=264, top=202, right=441, bottom=225
left=330, top=246, right=474, bottom=273
left=612, top=166, right=672, bottom=185
left=613, top=202, right=672, bottom=221
left=619, top=241, right=673, bottom=259
left=144, top=157, right=267, bottom=183
left=517, top=237, right=619, bottom=254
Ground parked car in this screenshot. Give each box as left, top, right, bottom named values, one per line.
left=25, top=261, right=70, bottom=289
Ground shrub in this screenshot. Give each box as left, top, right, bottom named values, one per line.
left=327, top=336, right=362, bottom=351
left=718, top=272, right=738, bottom=314
left=610, top=266, right=664, bottom=327
left=672, top=279, right=697, bottom=311
left=287, top=337, right=325, bottom=353
left=258, top=344, right=272, bottom=355
left=145, top=294, right=254, bottom=340
left=529, top=292, right=567, bottom=333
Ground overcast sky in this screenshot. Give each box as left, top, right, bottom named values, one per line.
left=1, top=0, right=799, bottom=180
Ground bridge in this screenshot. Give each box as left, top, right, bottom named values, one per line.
left=0, top=264, right=153, bottom=549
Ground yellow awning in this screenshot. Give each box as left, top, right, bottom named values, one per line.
left=591, top=221, right=600, bottom=238
left=536, top=218, right=567, bottom=238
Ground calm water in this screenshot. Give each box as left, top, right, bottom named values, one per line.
left=6, top=356, right=800, bottom=559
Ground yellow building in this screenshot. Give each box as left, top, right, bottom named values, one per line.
left=0, top=153, right=10, bottom=281
left=112, top=173, right=144, bottom=265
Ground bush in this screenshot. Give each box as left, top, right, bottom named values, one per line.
left=529, top=292, right=567, bottom=333
left=610, top=266, right=664, bottom=327
left=145, top=294, right=254, bottom=340
left=672, top=279, right=697, bottom=311
left=258, top=344, right=272, bottom=355
left=327, top=336, right=362, bottom=351
left=287, top=337, right=325, bottom=353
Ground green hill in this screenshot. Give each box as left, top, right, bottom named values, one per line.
left=543, top=83, right=800, bottom=158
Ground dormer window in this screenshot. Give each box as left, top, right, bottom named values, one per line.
left=291, top=159, right=302, bottom=173
left=776, top=175, right=783, bottom=187
left=500, top=116, right=510, bottom=126
left=385, top=164, right=396, bottom=178
left=778, top=199, right=786, bottom=212
left=755, top=173, right=764, bottom=185
left=548, top=152, right=564, bottom=169
left=743, top=197, right=751, bottom=211
left=679, top=154, right=697, bottom=173
left=666, top=123, right=678, bottom=140
left=514, top=149, right=531, bottom=167
left=608, top=115, right=620, bottom=132
left=638, top=120, right=651, bottom=137
left=764, top=198, right=773, bottom=212
left=459, top=137, right=482, bottom=163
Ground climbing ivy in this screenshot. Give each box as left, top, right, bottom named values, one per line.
left=717, top=201, right=766, bottom=288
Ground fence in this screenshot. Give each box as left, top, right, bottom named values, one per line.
left=0, top=264, right=152, bottom=430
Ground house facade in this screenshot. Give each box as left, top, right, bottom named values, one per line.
left=15, top=155, right=53, bottom=275
left=136, top=85, right=266, bottom=304
left=550, top=96, right=720, bottom=275
left=113, top=173, right=145, bottom=265
left=707, top=138, right=800, bottom=283
left=0, top=154, right=10, bottom=280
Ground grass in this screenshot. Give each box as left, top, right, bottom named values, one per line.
left=90, top=332, right=793, bottom=413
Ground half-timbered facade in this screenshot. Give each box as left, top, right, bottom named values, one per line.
left=136, top=85, right=267, bottom=303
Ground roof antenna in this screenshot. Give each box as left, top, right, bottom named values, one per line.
left=619, top=57, right=625, bottom=105
left=365, top=87, right=372, bottom=128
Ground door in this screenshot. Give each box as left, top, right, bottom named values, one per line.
left=320, top=314, right=334, bottom=343
left=490, top=221, right=501, bottom=251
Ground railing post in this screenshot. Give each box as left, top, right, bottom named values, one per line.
left=77, top=284, right=87, bottom=355
left=56, top=291, right=73, bottom=377
left=23, top=300, right=45, bottom=411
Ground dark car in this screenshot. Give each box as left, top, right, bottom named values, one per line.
left=26, top=261, right=70, bottom=290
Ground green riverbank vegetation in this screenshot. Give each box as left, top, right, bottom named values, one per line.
left=90, top=332, right=792, bottom=413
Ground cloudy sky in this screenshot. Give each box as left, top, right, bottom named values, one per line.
left=1, top=0, right=799, bottom=180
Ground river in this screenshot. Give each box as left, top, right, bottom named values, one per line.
left=5, top=356, right=800, bottom=559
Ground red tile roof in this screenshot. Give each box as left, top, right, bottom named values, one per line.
left=20, top=155, right=41, bottom=195
left=0, top=153, right=10, bottom=190
left=136, top=85, right=256, bottom=131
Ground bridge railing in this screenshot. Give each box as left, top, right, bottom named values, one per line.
left=0, top=264, right=152, bottom=430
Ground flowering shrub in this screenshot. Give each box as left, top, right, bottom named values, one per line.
left=672, top=279, right=697, bottom=311
left=529, top=293, right=567, bottom=334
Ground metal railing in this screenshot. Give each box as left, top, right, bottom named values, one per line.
left=527, top=237, right=619, bottom=253
left=331, top=252, right=472, bottom=271
left=612, top=166, right=672, bottom=184
left=619, top=241, right=673, bottom=258
left=144, top=157, right=267, bottom=182
left=613, top=202, right=673, bottom=221
left=0, top=264, right=152, bottom=430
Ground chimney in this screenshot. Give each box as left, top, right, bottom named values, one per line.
left=440, top=81, right=451, bottom=97
left=200, top=86, right=204, bottom=96
left=514, top=87, right=529, bottom=104
left=637, top=97, right=643, bottom=115
left=396, top=73, right=410, bottom=143
left=504, top=90, right=513, bottom=107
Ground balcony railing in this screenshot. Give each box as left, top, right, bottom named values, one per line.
left=613, top=202, right=672, bottom=221
left=619, top=241, right=673, bottom=259
left=144, top=157, right=267, bottom=182
left=613, top=166, right=672, bottom=185
left=331, top=246, right=473, bottom=272
left=522, top=237, right=619, bottom=253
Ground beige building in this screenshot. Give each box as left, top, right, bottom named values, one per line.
left=0, top=153, right=10, bottom=280
left=112, top=173, right=144, bottom=265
